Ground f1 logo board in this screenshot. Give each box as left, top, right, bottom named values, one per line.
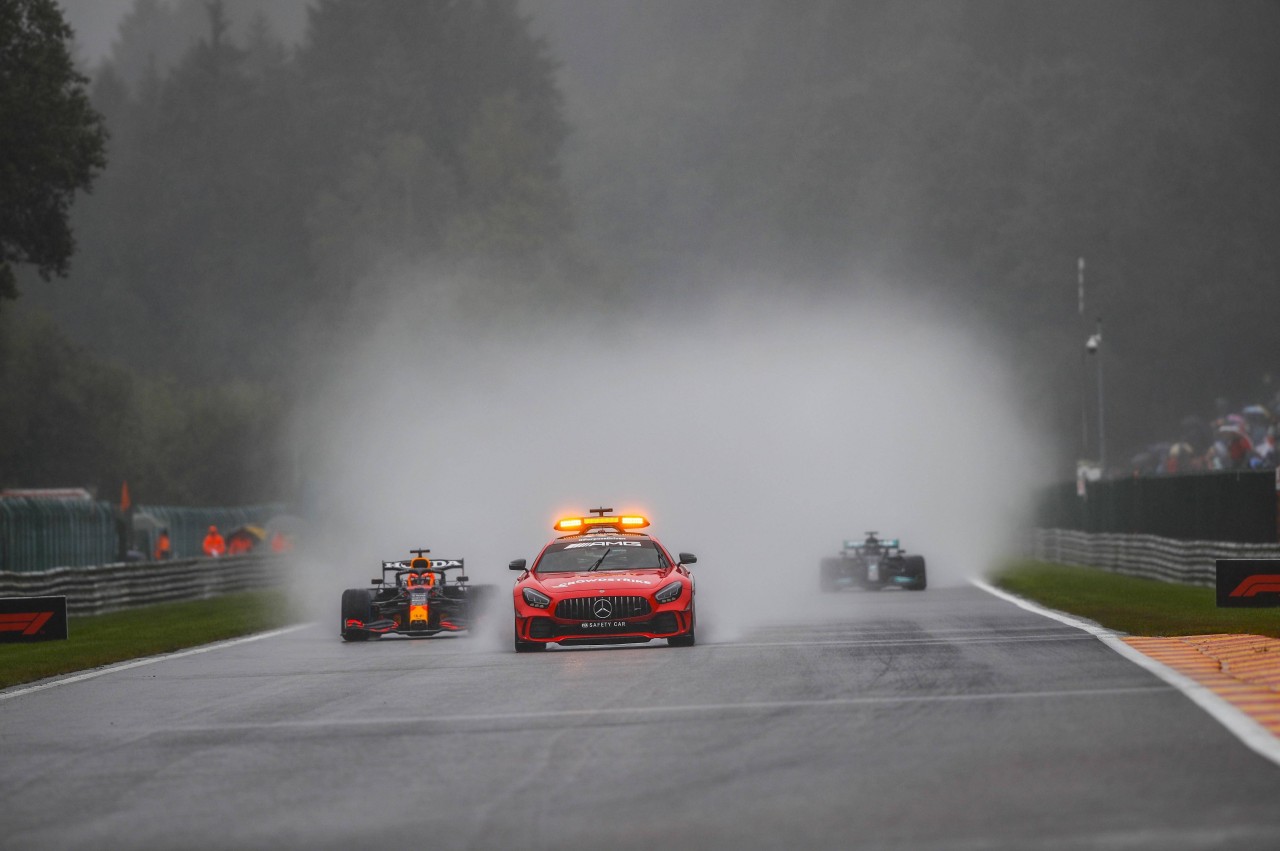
left=1217, top=560, right=1280, bottom=608
left=0, top=596, right=69, bottom=642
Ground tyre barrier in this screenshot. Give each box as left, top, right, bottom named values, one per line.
left=1026, top=528, right=1280, bottom=588
left=0, top=555, right=290, bottom=617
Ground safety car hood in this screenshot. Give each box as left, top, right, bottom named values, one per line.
left=533, top=569, right=669, bottom=593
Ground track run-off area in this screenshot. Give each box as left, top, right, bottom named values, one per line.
left=2, top=584, right=1279, bottom=850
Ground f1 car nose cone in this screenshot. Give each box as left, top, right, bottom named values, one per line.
left=592, top=598, right=613, bottom=619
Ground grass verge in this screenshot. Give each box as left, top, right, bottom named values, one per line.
left=0, top=590, right=300, bottom=691
left=991, top=560, right=1280, bottom=639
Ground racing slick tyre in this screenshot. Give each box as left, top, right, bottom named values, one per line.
left=819, top=558, right=842, bottom=593
left=341, top=588, right=375, bottom=641
left=903, top=555, right=927, bottom=591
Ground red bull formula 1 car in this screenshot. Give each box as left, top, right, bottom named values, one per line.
left=510, top=508, right=698, bottom=652
left=341, top=549, right=493, bottom=640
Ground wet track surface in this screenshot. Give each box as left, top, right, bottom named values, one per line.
left=3, top=585, right=1279, bottom=850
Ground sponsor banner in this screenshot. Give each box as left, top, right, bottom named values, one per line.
left=1216, top=560, right=1280, bottom=608
left=0, top=596, right=69, bottom=642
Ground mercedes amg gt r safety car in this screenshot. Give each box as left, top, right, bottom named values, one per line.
left=510, top=508, right=698, bottom=652
left=341, top=549, right=494, bottom=640
left=819, top=532, right=927, bottom=592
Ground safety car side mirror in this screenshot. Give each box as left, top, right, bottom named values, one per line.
left=509, top=559, right=526, bottom=571
left=679, top=553, right=697, bottom=565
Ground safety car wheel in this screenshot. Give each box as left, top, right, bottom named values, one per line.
left=668, top=628, right=696, bottom=647
left=903, top=555, right=927, bottom=591
left=514, top=632, right=547, bottom=653
left=341, top=588, right=374, bottom=641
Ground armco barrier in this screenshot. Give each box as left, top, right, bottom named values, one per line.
left=1026, top=528, right=1280, bottom=588
left=0, top=554, right=290, bottom=617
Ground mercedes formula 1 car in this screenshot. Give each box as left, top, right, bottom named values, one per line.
left=820, top=532, right=927, bottom=592
left=340, top=549, right=494, bottom=640
left=510, top=508, right=698, bottom=652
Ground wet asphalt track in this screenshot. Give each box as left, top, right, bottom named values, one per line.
left=3, top=584, right=1279, bottom=851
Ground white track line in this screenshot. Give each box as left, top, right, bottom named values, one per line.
left=157, top=684, right=1173, bottom=735
left=0, top=624, right=310, bottom=702
left=972, top=577, right=1280, bottom=769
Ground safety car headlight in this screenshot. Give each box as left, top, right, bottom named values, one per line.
left=522, top=587, right=551, bottom=609
left=655, top=581, right=683, bottom=604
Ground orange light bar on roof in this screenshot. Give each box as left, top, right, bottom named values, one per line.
left=554, top=514, right=650, bottom=532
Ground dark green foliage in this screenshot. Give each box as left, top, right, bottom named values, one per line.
left=37, top=0, right=572, bottom=381
left=5, top=0, right=571, bottom=504
left=297, top=0, right=571, bottom=287
left=0, top=0, right=107, bottom=302
left=0, top=310, right=286, bottom=504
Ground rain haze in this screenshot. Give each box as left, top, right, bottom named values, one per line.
left=294, top=267, right=1037, bottom=630
left=23, top=0, right=1278, bottom=619
left=30, top=0, right=1280, bottom=619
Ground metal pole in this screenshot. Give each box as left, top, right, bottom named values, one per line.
left=1095, top=316, right=1106, bottom=472
left=1078, top=258, right=1088, bottom=458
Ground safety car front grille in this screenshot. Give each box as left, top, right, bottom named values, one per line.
left=554, top=595, right=651, bottom=621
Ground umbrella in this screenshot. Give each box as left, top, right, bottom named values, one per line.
left=227, top=524, right=266, bottom=542
left=226, top=525, right=267, bottom=553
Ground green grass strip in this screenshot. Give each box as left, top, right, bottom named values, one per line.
left=992, top=560, right=1280, bottom=639
left=0, top=590, right=300, bottom=690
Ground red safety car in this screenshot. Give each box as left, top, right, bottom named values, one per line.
left=510, top=508, right=698, bottom=652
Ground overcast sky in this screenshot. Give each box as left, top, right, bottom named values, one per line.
left=59, top=0, right=134, bottom=64
left=58, top=0, right=309, bottom=67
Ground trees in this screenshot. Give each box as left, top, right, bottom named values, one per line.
left=33, top=0, right=575, bottom=379
left=0, top=0, right=107, bottom=305
left=0, top=310, right=288, bottom=503
left=298, top=0, right=572, bottom=290
left=3, top=0, right=576, bottom=502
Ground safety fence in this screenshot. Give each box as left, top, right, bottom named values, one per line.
left=1036, top=470, right=1277, bottom=543
left=133, top=504, right=286, bottom=565
left=0, top=498, right=116, bottom=576
left=0, top=554, right=291, bottom=616
left=0, top=499, right=286, bottom=574
left=1025, top=527, right=1280, bottom=588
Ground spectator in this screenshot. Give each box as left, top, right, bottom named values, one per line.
left=154, top=528, right=172, bottom=560
left=202, top=525, right=225, bottom=558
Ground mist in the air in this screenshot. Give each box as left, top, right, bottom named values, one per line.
left=293, top=267, right=1038, bottom=637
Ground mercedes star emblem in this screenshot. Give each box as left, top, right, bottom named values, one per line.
left=592, top=598, right=613, bottom=619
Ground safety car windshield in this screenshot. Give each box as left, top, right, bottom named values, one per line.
left=535, top=538, right=668, bottom=572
